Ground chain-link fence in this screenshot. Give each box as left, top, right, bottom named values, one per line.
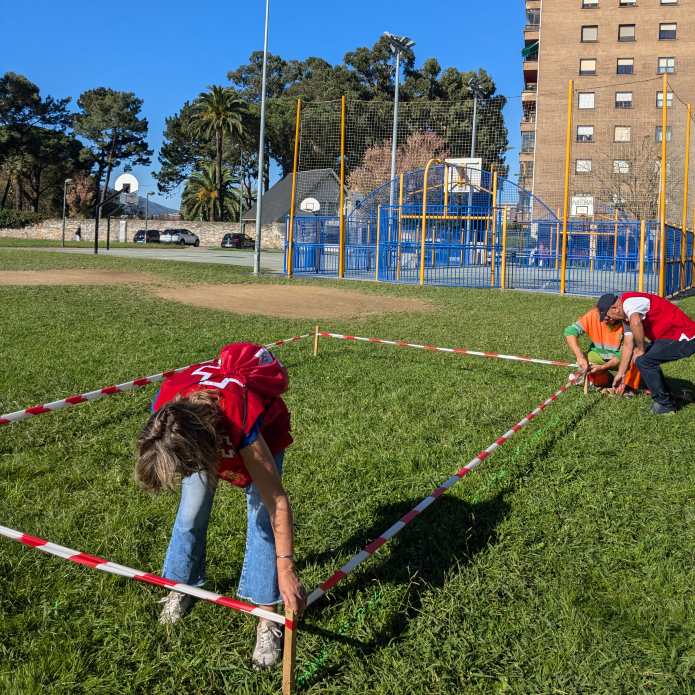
left=285, top=87, right=695, bottom=297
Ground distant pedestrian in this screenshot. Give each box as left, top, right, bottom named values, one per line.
left=601, top=292, right=695, bottom=414
left=74, top=226, right=82, bottom=242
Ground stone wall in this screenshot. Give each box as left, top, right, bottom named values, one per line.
left=0, top=218, right=287, bottom=250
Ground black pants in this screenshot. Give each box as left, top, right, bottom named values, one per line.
left=635, top=339, right=695, bottom=407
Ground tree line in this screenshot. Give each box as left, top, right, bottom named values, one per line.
left=1, top=36, right=509, bottom=224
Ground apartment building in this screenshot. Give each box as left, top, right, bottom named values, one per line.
left=521, top=0, right=695, bottom=220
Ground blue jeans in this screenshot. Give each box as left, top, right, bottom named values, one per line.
left=162, top=452, right=284, bottom=605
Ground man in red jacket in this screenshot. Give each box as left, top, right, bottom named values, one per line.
left=600, top=292, right=695, bottom=414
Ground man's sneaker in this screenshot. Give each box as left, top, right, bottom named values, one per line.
left=252, top=619, right=283, bottom=669
left=158, top=591, right=194, bottom=625
left=651, top=401, right=677, bottom=416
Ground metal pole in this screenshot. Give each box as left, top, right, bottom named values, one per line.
left=253, top=0, right=270, bottom=276
left=145, top=195, right=149, bottom=232
left=388, top=50, right=401, bottom=211
left=287, top=99, right=301, bottom=278
left=501, top=207, right=508, bottom=289
left=61, top=179, right=70, bottom=247
left=490, top=170, right=498, bottom=286
left=680, top=103, right=691, bottom=291
left=659, top=73, right=668, bottom=297
left=638, top=220, right=646, bottom=292
left=239, top=153, right=244, bottom=235
left=338, top=95, right=347, bottom=278
left=419, top=158, right=440, bottom=286
left=375, top=204, right=381, bottom=281
left=466, top=92, right=479, bottom=249
left=560, top=80, right=574, bottom=295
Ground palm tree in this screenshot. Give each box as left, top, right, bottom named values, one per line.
left=191, top=86, right=248, bottom=221
left=182, top=161, right=242, bottom=222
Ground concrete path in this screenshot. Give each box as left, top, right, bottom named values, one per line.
left=5, top=246, right=285, bottom=272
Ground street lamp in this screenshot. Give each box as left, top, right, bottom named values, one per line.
left=384, top=32, right=415, bottom=211
left=466, top=76, right=485, bottom=248
left=61, top=178, right=72, bottom=247
left=145, top=191, right=155, bottom=231
left=253, top=0, right=270, bottom=276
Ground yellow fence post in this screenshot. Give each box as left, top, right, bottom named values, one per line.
left=555, top=208, right=560, bottom=271
left=490, top=170, right=498, bottom=286
left=680, top=103, right=691, bottom=292
left=287, top=99, right=301, bottom=278
left=638, top=220, right=646, bottom=292
left=443, top=163, right=449, bottom=215
left=338, top=95, right=347, bottom=279
left=501, top=207, right=508, bottom=289
left=659, top=74, right=668, bottom=297
left=560, top=80, right=574, bottom=295
left=419, top=159, right=441, bottom=286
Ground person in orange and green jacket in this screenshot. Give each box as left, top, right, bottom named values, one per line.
left=564, top=306, right=641, bottom=391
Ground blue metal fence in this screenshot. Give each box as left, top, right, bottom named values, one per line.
left=287, top=164, right=694, bottom=298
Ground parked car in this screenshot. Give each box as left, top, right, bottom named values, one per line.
left=160, top=228, right=200, bottom=246
left=222, top=232, right=255, bottom=249
left=133, top=229, right=160, bottom=244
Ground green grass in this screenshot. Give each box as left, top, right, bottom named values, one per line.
left=0, top=249, right=693, bottom=694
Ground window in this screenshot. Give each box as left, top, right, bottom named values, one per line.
left=659, top=23, right=677, bottom=40
left=576, top=159, right=592, bottom=173
left=614, top=125, right=631, bottom=142
left=615, top=91, right=633, bottom=108
left=582, top=0, right=598, bottom=6
left=577, top=125, right=594, bottom=142
left=656, top=126, right=673, bottom=142
left=619, top=24, right=636, bottom=42
left=582, top=25, right=598, bottom=42
left=658, top=57, right=676, bottom=74
left=580, top=58, right=597, bottom=75
left=521, top=131, right=536, bottom=153
left=613, top=160, right=630, bottom=174
left=578, top=92, right=595, bottom=109
left=617, top=58, right=634, bottom=75
left=660, top=0, right=678, bottom=4
left=619, top=0, right=636, bottom=5
left=656, top=91, right=673, bottom=108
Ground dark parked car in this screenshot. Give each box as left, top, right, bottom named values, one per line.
left=133, top=229, right=160, bottom=243
left=222, top=232, right=255, bottom=249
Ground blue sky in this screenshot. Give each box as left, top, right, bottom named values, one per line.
left=2, top=0, right=524, bottom=209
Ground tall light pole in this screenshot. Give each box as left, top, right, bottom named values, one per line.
left=61, top=178, right=72, bottom=247
left=384, top=32, right=415, bottom=212
left=238, top=153, right=245, bottom=235
left=253, top=0, right=270, bottom=276
left=466, top=76, right=484, bottom=248
left=145, top=191, right=154, bottom=231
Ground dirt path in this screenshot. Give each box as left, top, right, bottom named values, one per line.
left=0, top=269, right=431, bottom=319
left=0, top=270, right=157, bottom=286
left=153, top=283, right=431, bottom=319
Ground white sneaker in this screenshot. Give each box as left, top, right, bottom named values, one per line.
left=158, top=591, right=194, bottom=625
left=252, top=619, right=283, bottom=669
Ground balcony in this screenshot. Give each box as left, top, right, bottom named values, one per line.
left=522, top=83, right=537, bottom=102
left=524, top=24, right=540, bottom=42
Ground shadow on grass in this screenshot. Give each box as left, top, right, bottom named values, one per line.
left=296, top=390, right=602, bottom=688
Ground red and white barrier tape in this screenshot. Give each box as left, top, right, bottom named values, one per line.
left=0, top=334, right=311, bottom=427
left=306, top=372, right=581, bottom=607
left=0, top=524, right=290, bottom=627
left=318, top=331, right=577, bottom=369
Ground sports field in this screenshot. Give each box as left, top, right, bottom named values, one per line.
left=0, top=248, right=693, bottom=694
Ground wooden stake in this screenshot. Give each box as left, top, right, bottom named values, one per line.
left=282, top=610, right=297, bottom=695
left=583, top=373, right=590, bottom=396
left=313, top=325, right=320, bottom=357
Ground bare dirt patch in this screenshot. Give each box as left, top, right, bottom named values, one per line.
left=152, top=283, right=432, bottom=319
left=0, top=270, right=157, bottom=286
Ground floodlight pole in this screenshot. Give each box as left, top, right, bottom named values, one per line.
left=466, top=79, right=482, bottom=251
left=388, top=49, right=401, bottom=211
left=61, top=178, right=72, bottom=248
left=239, top=153, right=244, bottom=235
left=253, top=0, right=270, bottom=276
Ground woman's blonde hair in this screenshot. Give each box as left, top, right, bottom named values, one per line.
left=136, top=390, right=223, bottom=493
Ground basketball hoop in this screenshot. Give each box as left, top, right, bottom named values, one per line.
left=300, top=197, right=321, bottom=213
left=114, top=173, right=139, bottom=207
left=445, top=157, right=482, bottom=193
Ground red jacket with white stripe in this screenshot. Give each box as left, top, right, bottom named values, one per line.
left=621, top=292, right=695, bottom=342
left=153, top=343, right=292, bottom=487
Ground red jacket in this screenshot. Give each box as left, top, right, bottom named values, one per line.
left=621, top=292, right=695, bottom=342
left=153, top=343, right=292, bottom=487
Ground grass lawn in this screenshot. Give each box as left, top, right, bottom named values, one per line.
left=0, top=249, right=693, bottom=694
